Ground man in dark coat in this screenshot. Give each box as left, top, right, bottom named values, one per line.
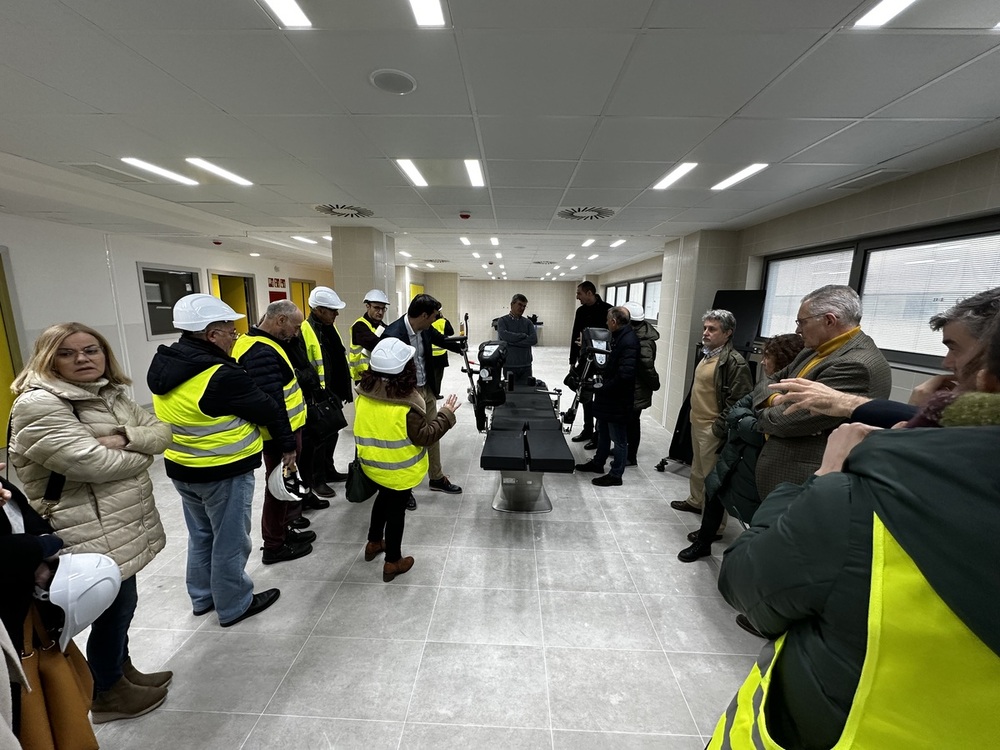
left=569, top=281, right=612, bottom=443
left=574, top=306, right=639, bottom=487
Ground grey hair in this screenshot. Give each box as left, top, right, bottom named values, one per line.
left=801, top=285, right=862, bottom=326
left=702, top=309, right=736, bottom=333
left=929, top=286, right=1000, bottom=338
left=610, top=306, right=630, bottom=326
left=511, top=294, right=528, bottom=305
left=264, top=299, right=300, bottom=319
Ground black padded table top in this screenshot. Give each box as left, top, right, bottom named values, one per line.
left=480, top=390, right=573, bottom=473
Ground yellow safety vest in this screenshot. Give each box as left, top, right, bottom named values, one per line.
left=349, top=316, right=381, bottom=381
left=231, top=334, right=307, bottom=440
left=300, top=319, right=325, bottom=390
left=709, top=515, right=1000, bottom=749
left=431, top=317, right=448, bottom=358
left=353, top=395, right=427, bottom=490
left=152, top=365, right=262, bottom=468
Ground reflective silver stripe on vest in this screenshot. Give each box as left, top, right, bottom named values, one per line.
left=717, top=639, right=777, bottom=750
left=170, top=430, right=260, bottom=458
left=283, top=381, right=301, bottom=398
left=287, top=401, right=306, bottom=420
left=355, top=435, right=412, bottom=450
left=358, top=448, right=427, bottom=471
left=170, top=417, right=246, bottom=437
left=310, top=356, right=323, bottom=369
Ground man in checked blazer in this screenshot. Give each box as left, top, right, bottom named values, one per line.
left=753, top=285, right=891, bottom=498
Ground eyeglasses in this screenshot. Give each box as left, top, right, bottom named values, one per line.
left=210, top=329, right=241, bottom=339
left=368, top=305, right=387, bottom=312
left=55, top=346, right=104, bottom=360
left=794, top=313, right=828, bottom=327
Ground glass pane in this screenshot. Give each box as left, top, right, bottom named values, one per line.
left=605, top=286, right=616, bottom=305
left=761, top=250, right=853, bottom=336
left=629, top=282, right=644, bottom=304
left=644, top=280, right=661, bottom=321
left=140, top=266, right=200, bottom=337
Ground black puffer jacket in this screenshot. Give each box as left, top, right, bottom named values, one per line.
left=235, top=327, right=298, bottom=452
left=592, top=325, right=639, bottom=424
left=632, top=320, right=660, bottom=411
left=703, top=390, right=763, bottom=525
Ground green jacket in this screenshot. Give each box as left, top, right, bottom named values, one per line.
left=708, top=343, right=753, bottom=438
left=718, top=392, right=1000, bottom=749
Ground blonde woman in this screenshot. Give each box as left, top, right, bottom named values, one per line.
left=9, top=323, right=171, bottom=723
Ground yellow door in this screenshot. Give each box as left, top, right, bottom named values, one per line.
left=409, top=283, right=424, bottom=302
left=211, top=273, right=253, bottom=333
left=290, top=280, right=314, bottom=317
left=0, top=260, right=21, bottom=448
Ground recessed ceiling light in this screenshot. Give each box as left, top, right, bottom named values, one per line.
left=652, top=162, right=697, bottom=190
left=495, top=252, right=502, bottom=259
left=712, top=164, right=768, bottom=191
left=545, top=273, right=551, bottom=277
left=408, top=263, right=418, bottom=268
left=121, top=158, right=197, bottom=185
left=570, top=266, right=578, bottom=270
left=399, top=251, right=412, bottom=257
left=249, top=252, right=261, bottom=257
left=322, top=235, right=332, bottom=241
left=499, top=264, right=505, bottom=269
left=581, top=239, right=595, bottom=248
left=425, top=263, right=434, bottom=268
left=482, top=264, right=488, bottom=269
left=460, top=237, right=471, bottom=245
left=553, top=265, right=560, bottom=270
left=464, top=159, right=484, bottom=187
left=185, top=158, right=252, bottom=186
left=559, top=273, right=565, bottom=277
left=588, top=254, right=599, bottom=260
left=260, top=0, right=312, bottom=28
left=490, top=237, right=499, bottom=246
left=610, top=239, right=626, bottom=248
left=396, top=159, right=428, bottom=187
left=854, top=0, right=918, bottom=28
left=292, top=236, right=317, bottom=244
left=408, top=0, right=445, bottom=27
left=539, top=276, right=545, bottom=280
left=472, top=252, right=480, bottom=258
left=565, top=254, right=575, bottom=260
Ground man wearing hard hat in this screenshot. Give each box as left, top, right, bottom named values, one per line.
left=147, top=294, right=284, bottom=627
left=349, top=289, right=390, bottom=382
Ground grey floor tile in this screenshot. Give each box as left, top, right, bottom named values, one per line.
left=395, top=512, right=460, bottom=546
left=532, top=519, right=617, bottom=551
left=643, top=593, right=764, bottom=655
left=408, top=642, right=549, bottom=728
left=600, top=493, right=691, bottom=524
left=536, top=549, right=637, bottom=593
left=313, top=581, right=438, bottom=639
left=451, top=516, right=538, bottom=549
left=401, top=723, right=552, bottom=748
left=124, top=628, right=198, bottom=672
left=540, top=591, right=660, bottom=650
left=93, top=709, right=257, bottom=750
left=197, top=580, right=340, bottom=636
left=251, top=541, right=362, bottom=583
left=243, top=715, right=404, bottom=749
left=552, top=729, right=705, bottom=749
left=623, top=552, right=721, bottom=596
left=343, top=544, right=449, bottom=586
left=547, top=647, right=698, bottom=734
left=440, top=547, right=539, bottom=589
left=667, top=651, right=759, bottom=736
left=428, top=587, right=543, bottom=646
left=609, top=520, right=699, bottom=554
left=266, top=636, right=424, bottom=720
left=130, top=575, right=210, bottom=631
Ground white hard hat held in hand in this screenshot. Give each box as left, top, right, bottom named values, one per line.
left=267, top=465, right=310, bottom=502
left=41, top=552, right=123, bottom=652
left=370, top=338, right=415, bottom=375
left=363, top=289, right=390, bottom=305
left=308, top=286, right=346, bottom=310
left=172, top=293, right=244, bottom=331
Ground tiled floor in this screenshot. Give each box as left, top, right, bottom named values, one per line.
left=88, top=346, right=760, bottom=749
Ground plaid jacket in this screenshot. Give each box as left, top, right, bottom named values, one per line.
left=753, top=331, right=891, bottom=498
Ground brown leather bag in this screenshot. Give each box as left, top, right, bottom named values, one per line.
left=19, top=604, right=98, bottom=750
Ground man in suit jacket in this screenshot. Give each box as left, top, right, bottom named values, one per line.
left=754, top=285, right=891, bottom=498
left=382, top=294, right=466, bottom=501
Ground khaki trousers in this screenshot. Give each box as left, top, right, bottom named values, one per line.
left=419, top=385, right=444, bottom=480
left=686, top=420, right=727, bottom=530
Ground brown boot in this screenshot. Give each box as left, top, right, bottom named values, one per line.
left=382, top=556, right=414, bottom=582
left=364, top=539, right=386, bottom=562
left=91, top=676, right=167, bottom=723
left=123, top=657, right=173, bottom=688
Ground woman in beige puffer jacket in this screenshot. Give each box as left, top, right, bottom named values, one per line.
left=9, top=322, right=172, bottom=723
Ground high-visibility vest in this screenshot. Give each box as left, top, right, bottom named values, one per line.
left=300, top=319, right=325, bottom=390
left=431, top=317, right=448, bottom=358
left=152, top=365, right=262, bottom=468
left=709, top=514, right=1000, bottom=749
left=231, top=334, right=307, bottom=440
left=349, top=316, right=381, bottom=381
left=353, top=395, right=427, bottom=490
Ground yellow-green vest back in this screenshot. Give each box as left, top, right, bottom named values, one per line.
left=353, top=395, right=427, bottom=490
left=152, top=365, right=262, bottom=467
left=431, top=317, right=447, bottom=357
left=300, top=319, right=325, bottom=390
left=349, top=316, right=380, bottom=381
left=231, top=334, right=307, bottom=440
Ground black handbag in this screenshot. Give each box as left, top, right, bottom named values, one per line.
left=345, top=457, right=379, bottom=503
left=307, top=397, right=348, bottom=436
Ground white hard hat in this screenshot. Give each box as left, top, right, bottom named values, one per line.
left=623, top=301, right=645, bottom=322
left=44, top=553, right=122, bottom=652
left=172, top=294, right=244, bottom=332
left=308, top=286, right=346, bottom=310
left=363, top=289, right=390, bottom=305
left=370, top=338, right=415, bottom=375
left=267, top=465, right=309, bottom=502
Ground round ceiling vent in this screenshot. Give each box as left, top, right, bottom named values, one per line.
left=315, top=204, right=374, bottom=218
left=557, top=206, right=615, bottom=221
left=370, top=69, right=417, bottom=96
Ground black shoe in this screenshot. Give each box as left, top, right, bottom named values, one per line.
left=583, top=439, right=597, bottom=450
left=670, top=500, right=702, bottom=515
left=193, top=603, right=215, bottom=617
left=311, top=482, right=338, bottom=498
left=592, top=474, right=623, bottom=487
left=571, top=431, right=593, bottom=443
left=286, top=528, right=316, bottom=545
left=406, top=493, right=417, bottom=511
left=574, top=461, right=604, bottom=473
left=735, top=614, right=766, bottom=639
left=302, top=493, right=331, bottom=510
left=262, top=542, right=313, bottom=565
left=655, top=458, right=669, bottom=472
left=429, top=476, right=462, bottom=494
left=328, top=470, right=349, bottom=483
left=220, top=589, right=281, bottom=627
left=677, top=541, right=713, bottom=562
left=626, top=458, right=638, bottom=467
left=687, top=530, right=723, bottom=543
left=288, top=516, right=311, bottom=529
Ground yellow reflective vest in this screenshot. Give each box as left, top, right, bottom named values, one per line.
left=300, top=319, right=325, bottom=390
left=231, top=334, right=307, bottom=440
left=709, top=515, right=1000, bottom=750
left=353, top=395, right=427, bottom=490
left=349, top=316, right=381, bottom=381
left=152, top=365, right=263, bottom=468
left=431, top=317, right=447, bottom=358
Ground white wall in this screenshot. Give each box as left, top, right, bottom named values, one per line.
left=458, top=280, right=577, bottom=350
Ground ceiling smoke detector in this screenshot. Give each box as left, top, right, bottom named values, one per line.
left=370, top=69, right=417, bottom=96
left=557, top=206, right=615, bottom=221
left=315, top=204, right=374, bottom=218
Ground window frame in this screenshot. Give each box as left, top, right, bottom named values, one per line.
left=137, top=263, right=203, bottom=340
left=604, top=275, right=663, bottom=323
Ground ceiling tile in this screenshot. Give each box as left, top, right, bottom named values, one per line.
left=60, top=0, right=270, bottom=30
left=585, top=117, right=724, bottom=162
left=645, top=0, right=868, bottom=30
left=486, top=161, right=576, bottom=188
left=686, top=118, right=854, bottom=163
left=789, top=120, right=990, bottom=164
left=491, top=187, right=566, bottom=206
left=450, top=0, right=653, bottom=29
left=242, top=116, right=382, bottom=159
left=479, top=117, right=597, bottom=160
left=572, top=161, right=672, bottom=190
left=878, top=48, right=1000, bottom=119
left=352, top=116, right=479, bottom=158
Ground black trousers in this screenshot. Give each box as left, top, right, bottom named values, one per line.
left=368, top=486, right=408, bottom=562
left=299, top=426, right=339, bottom=486
left=626, top=409, right=642, bottom=462
left=697, top=492, right=727, bottom=542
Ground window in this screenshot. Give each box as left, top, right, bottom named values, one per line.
left=605, top=285, right=617, bottom=305
left=137, top=264, right=201, bottom=338
left=644, top=280, right=661, bottom=322
left=760, top=250, right=853, bottom=337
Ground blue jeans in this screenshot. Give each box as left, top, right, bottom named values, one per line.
left=173, top=473, right=255, bottom=624
left=88, top=574, right=138, bottom=693
left=593, top=420, right=628, bottom=478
